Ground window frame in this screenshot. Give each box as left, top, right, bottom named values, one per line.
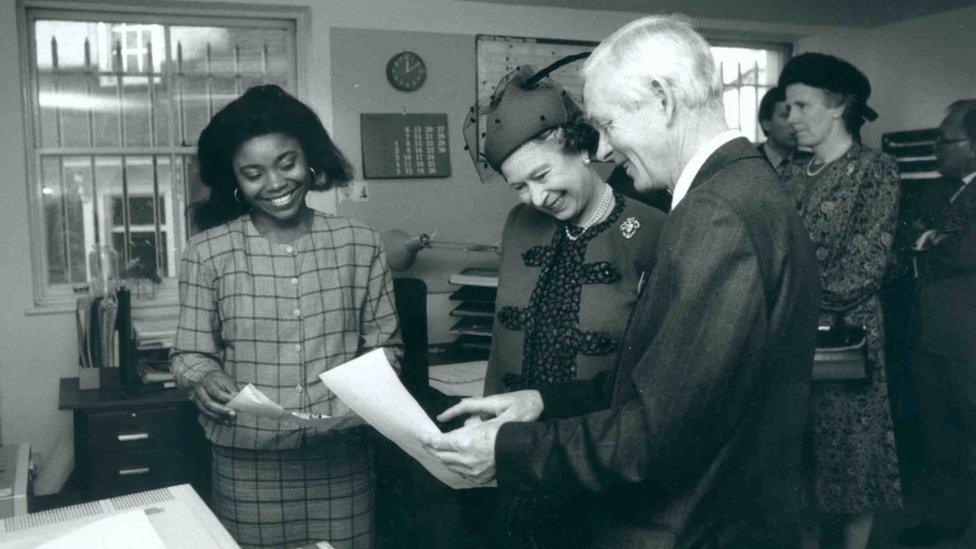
left=705, top=36, right=794, bottom=143
left=18, top=0, right=310, bottom=309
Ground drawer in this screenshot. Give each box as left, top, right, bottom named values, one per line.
left=85, top=406, right=181, bottom=453
left=88, top=447, right=198, bottom=498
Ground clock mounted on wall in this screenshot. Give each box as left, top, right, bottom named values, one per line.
left=386, top=51, right=427, bottom=92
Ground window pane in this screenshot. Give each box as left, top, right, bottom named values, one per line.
left=41, top=156, right=92, bottom=284
left=170, top=25, right=294, bottom=145
left=711, top=45, right=787, bottom=143
left=29, top=12, right=297, bottom=297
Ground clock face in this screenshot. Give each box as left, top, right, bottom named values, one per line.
left=386, top=51, right=427, bottom=92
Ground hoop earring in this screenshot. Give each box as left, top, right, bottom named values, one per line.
left=308, top=166, right=318, bottom=184
left=233, top=188, right=244, bottom=204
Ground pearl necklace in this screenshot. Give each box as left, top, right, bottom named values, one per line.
left=565, top=185, right=613, bottom=241
left=807, top=144, right=853, bottom=177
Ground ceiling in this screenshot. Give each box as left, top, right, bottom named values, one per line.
left=466, top=0, right=976, bottom=28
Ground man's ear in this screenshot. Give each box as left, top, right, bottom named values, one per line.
left=650, top=78, right=676, bottom=126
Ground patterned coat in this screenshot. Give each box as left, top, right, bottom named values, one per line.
left=485, top=194, right=665, bottom=397
left=782, top=143, right=904, bottom=514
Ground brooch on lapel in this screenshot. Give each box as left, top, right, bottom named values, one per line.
left=620, top=217, right=640, bottom=239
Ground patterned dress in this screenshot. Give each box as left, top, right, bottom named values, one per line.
left=485, top=194, right=666, bottom=547
left=781, top=143, right=904, bottom=515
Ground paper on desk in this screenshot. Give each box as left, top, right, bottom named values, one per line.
left=320, top=349, right=488, bottom=489
left=37, top=509, right=165, bottom=549
left=227, top=383, right=336, bottom=428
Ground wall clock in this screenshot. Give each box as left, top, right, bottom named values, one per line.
left=386, top=51, right=427, bottom=92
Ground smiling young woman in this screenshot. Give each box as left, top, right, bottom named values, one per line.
left=173, top=85, right=402, bottom=549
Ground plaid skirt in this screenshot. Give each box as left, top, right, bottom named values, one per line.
left=211, top=432, right=375, bottom=549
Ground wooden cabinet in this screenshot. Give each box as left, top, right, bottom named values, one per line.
left=58, top=378, right=210, bottom=500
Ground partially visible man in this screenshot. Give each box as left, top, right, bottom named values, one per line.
left=756, top=86, right=810, bottom=176
left=900, top=99, right=976, bottom=547
left=423, top=15, right=820, bottom=548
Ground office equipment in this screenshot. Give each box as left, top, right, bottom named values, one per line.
left=360, top=113, right=451, bottom=179
left=58, top=379, right=209, bottom=500
left=448, top=268, right=498, bottom=357
left=0, top=445, right=30, bottom=519
left=0, top=484, right=237, bottom=548
left=382, top=230, right=498, bottom=272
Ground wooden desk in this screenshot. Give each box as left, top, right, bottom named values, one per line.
left=58, top=378, right=209, bottom=500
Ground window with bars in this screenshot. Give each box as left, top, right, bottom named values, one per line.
left=24, top=7, right=298, bottom=303
left=710, top=42, right=792, bottom=143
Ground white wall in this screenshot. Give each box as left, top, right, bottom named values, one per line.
left=0, top=0, right=879, bottom=495
left=796, top=4, right=976, bottom=148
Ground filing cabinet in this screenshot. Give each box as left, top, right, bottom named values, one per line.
left=58, top=378, right=210, bottom=500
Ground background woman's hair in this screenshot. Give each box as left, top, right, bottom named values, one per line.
left=192, top=85, right=353, bottom=230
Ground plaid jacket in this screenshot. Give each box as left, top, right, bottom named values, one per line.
left=171, top=211, right=401, bottom=449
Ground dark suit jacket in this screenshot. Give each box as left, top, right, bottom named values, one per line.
left=756, top=142, right=812, bottom=176
left=495, top=138, right=821, bottom=548
left=917, top=178, right=976, bottom=360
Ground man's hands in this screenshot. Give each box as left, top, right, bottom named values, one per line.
left=422, top=420, right=501, bottom=484
left=436, top=390, right=544, bottom=425
left=189, top=370, right=238, bottom=423
left=421, top=390, right=544, bottom=485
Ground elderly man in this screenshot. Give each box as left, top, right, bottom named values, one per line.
left=424, top=15, right=820, bottom=548
left=900, top=100, right=976, bottom=547
left=756, top=86, right=810, bottom=176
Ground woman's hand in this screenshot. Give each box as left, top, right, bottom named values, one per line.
left=190, top=370, right=238, bottom=423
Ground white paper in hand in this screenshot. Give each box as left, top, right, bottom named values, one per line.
left=320, top=349, right=483, bottom=489
left=227, top=384, right=335, bottom=427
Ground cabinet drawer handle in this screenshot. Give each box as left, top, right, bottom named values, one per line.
left=118, top=467, right=150, bottom=476
left=117, top=433, right=149, bottom=442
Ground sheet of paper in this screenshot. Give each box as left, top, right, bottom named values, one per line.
left=37, top=509, right=166, bottom=549
left=320, top=349, right=488, bottom=489
left=227, top=383, right=336, bottom=427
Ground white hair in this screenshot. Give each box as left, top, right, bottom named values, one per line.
left=582, top=14, right=722, bottom=112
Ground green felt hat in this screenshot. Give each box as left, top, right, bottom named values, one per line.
left=483, top=71, right=580, bottom=170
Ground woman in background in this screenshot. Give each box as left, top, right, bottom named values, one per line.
left=171, top=85, right=401, bottom=549
left=779, top=53, right=903, bottom=549
left=465, top=64, right=665, bottom=548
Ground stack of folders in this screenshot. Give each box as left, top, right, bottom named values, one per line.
left=131, top=309, right=179, bottom=391
left=75, top=294, right=119, bottom=389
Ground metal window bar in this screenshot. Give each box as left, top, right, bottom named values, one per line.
left=31, top=17, right=296, bottom=293
left=84, top=38, right=101, bottom=246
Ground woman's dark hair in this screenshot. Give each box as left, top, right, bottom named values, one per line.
left=193, top=84, right=353, bottom=230
left=533, top=116, right=600, bottom=158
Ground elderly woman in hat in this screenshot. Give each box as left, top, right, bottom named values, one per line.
left=779, top=52, right=902, bottom=549
left=461, top=64, right=665, bottom=547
